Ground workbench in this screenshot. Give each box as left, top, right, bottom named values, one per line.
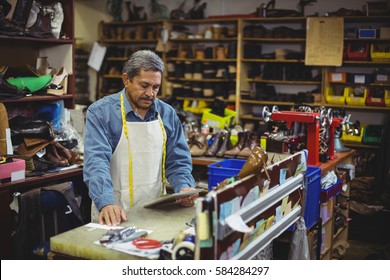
left=49, top=205, right=194, bottom=260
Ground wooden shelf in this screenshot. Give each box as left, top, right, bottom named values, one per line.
left=247, top=78, right=321, bottom=85
left=1, top=94, right=75, bottom=104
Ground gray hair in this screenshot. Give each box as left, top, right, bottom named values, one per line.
left=122, top=50, right=164, bottom=81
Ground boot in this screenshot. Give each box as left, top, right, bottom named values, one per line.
left=45, top=143, right=69, bottom=167
left=224, top=132, right=247, bottom=158
left=190, top=133, right=208, bottom=157
left=216, top=131, right=233, bottom=158
left=11, top=0, right=34, bottom=28
left=0, top=0, right=11, bottom=17
left=0, top=6, right=24, bottom=36
left=205, top=132, right=223, bottom=157
left=237, top=132, right=260, bottom=159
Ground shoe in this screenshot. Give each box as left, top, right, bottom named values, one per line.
left=224, top=131, right=247, bottom=158
left=237, top=132, right=260, bottom=159
left=216, top=131, right=233, bottom=158
left=45, top=143, right=68, bottom=167
left=16, top=137, right=50, bottom=157
left=205, top=132, right=223, bottom=157
left=0, top=77, right=18, bottom=95
left=0, top=6, right=24, bottom=36
left=190, top=133, right=208, bottom=157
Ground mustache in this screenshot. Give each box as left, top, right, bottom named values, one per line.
left=139, top=95, right=154, bottom=101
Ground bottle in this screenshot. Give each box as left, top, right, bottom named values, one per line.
left=201, top=120, right=210, bottom=135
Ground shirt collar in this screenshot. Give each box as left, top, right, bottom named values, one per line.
left=121, top=89, right=158, bottom=120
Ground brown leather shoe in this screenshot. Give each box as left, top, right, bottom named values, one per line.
left=238, top=146, right=269, bottom=180
left=190, top=133, right=208, bottom=157
left=237, top=132, right=260, bottom=159
left=224, top=132, right=247, bottom=158
left=205, top=132, right=223, bottom=157
left=45, top=143, right=69, bottom=166
left=216, top=131, right=233, bottom=158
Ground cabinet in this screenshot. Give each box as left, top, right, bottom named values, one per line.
left=97, top=20, right=163, bottom=100
left=238, top=17, right=322, bottom=127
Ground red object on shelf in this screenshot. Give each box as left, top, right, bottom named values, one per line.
left=346, top=43, right=370, bottom=61
left=270, top=111, right=321, bottom=166
left=366, top=88, right=386, bottom=107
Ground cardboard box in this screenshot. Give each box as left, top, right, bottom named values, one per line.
left=380, top=27, right=390, bottom=39
left=0, top=158, right=25, bottom=182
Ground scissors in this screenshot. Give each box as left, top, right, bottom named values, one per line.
left=132, top=238, right=162, bottom=249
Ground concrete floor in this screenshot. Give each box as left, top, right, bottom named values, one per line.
left=340, top=240, right=389, bottom=260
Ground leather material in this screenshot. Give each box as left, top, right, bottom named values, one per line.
left=216, top=131, right=233, bottom=158
left=16, top=138, right=50, bottom=157
left=238, top=146, right=269, bottom=179
left=11, top=0, right=34, bottom=28
left=0, top=102, right=9, bottom=154
left=12, top=182, right=84, bottom=259
left=205, top=132, right=223, bottom=157
left=237, top=132, right=260, bottom=159
left=190, top=133, right=208, bottom=157
left=45, top=143, right=69, bottom=166
left=9, top=116, right=54, bottom=145
left=224, top=132, right=247, bottom=158
left=0, top=6, right=24, bottom=36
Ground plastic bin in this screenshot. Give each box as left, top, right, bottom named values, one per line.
left=346, top=43, right=370, bottom=61
left=303, top=166, right=322, bottom=229
left=345, top=86, right=367, bottom=106
left=207, top=159, right=246, bottom=190
left=347, top=73, right=373, bottom=84
left=370, top=44, right=390, bottom=62
left=320, top=179, right=342, bottom=203
left=362, top=124, right=384, bottom=145
left=365, top=88, right=386, bottom=107
left=201, top=108, right=236, bottom=129
left=325, top=86, right=346, bottom=105
left=341, top=125, right=365, bottom=143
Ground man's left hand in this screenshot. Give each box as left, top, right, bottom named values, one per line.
left=177, top=187, right=199, bottom=207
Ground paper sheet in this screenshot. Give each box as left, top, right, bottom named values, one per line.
left=305, top=17, right=344, bottom=66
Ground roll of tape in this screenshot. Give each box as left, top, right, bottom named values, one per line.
left=172, top=241, right=195, bottom=260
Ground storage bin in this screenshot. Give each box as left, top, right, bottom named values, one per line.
left=183, top=99, right=209, bottom=114
left=347, top=73, right=373, bottom=84
left=346, top=43, right=370, bottom=61
left=325, top=86, right=346, bottom=105
left=207, top=159, right=246, bottom=190
left=385, top=90, right=390, bottom=107
left=201, top=108, right=236, bottom=129
left=365, top=88, right=386, bottom=107
left=345, top=86, right=367, bottom=106
left=362, top=124, right=384, bottom=145
left=303, top=166, right=322, bottom=229
left=370, top=44, right=390, bottom=62
left=341, top=125, right=365, bottom=143
left=320, top=179, right=342, bottom=203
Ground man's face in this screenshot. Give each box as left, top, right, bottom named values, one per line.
left=124, top=70, right=162, bottom=111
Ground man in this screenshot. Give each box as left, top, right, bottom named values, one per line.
left=84, top=50, right=197, bottom=226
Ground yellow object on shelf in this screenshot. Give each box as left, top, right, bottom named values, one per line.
left=341, top=125, right=365, bottom=143
left=370, top=44, right=390, bottom=62
left=345, top=87, right=367, bottom=106
left=201, top=108, right=236, bottom=129
left=385, top=90, right=390, bottom=107
left=325, top=86, right=346, bottom=105
left=183, top=99, right=209, bottom=114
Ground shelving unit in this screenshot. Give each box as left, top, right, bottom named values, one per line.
left=97, top=20, right=163, bottom=99
left=0, top=0, right=88, bottom=259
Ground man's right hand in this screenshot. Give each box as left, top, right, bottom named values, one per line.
left=99, top=204, right=127, bottom=226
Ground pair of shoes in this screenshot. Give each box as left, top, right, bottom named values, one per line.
left=224, top=131, right=260, bottom=159
left=204, top=131, right=233, bottom=157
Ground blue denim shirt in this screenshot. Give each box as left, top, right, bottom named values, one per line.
left=83, top=89, right=195, bottom=211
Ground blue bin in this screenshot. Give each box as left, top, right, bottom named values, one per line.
left=303, top=166, right=322, bottom=229
left=207, top=159, right=246, bottom=191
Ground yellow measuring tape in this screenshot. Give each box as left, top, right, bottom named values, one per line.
left=120, top=93, right=166, bottom=207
